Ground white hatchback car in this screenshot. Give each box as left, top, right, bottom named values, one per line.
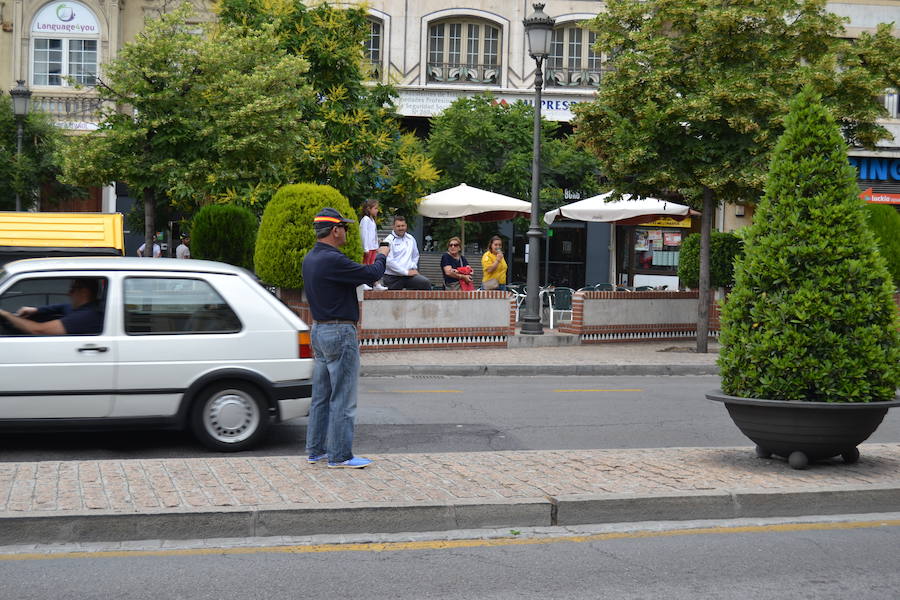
left=0, top=257, right=312, bottom=451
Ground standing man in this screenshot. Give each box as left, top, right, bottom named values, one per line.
left=136, top=239, right=161, bottom=258
left=302, top=207, right=389, bottom=469
left=175, top=234, right=191, bottom=259
left=383, top=215, right=432, bottom=290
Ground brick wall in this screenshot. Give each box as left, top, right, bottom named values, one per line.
left=560, top=290, right=719, bottom=343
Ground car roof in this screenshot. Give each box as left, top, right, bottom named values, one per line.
left=2, top=256, right=252, bottom=277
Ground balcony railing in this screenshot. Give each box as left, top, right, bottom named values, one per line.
left=545, top=68, right=606, bottom=88
left=427, top=63, right=500, bottom=85
left=31, top=94, right=105, bottom=130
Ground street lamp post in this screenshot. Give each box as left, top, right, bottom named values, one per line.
left=9, top=80, right=32, bottom=212
left=521, top=3, right=555, bottom=335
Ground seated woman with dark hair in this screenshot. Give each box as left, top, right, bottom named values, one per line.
left=441, top=237, right=472, bottom=291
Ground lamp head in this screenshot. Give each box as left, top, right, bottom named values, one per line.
left=523, top=2, right=555, bottom=60
left=9, top=80, right=31, bottom=118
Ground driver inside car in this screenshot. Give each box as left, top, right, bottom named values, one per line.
left=0, top=278, right=103, bottom=335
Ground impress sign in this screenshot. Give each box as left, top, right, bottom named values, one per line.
left=32, top=2, right=99, bottom=35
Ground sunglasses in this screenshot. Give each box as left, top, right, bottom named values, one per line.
left=334, top=223, right=349, bottom=231
left=449, top=243, right=460, bottom=247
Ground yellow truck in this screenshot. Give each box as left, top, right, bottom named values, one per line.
left=0, top=212, right=125, bottom=266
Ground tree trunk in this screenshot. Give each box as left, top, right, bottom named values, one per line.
left=696, top=186, right=714, bottom=353
left=143, top=187, right=155, bottom=259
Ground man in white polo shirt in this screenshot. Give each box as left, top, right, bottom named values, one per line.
left=382, top=215, right=432, bottom=290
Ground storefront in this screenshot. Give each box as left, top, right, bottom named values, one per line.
left=615, top=217, right=699, bottom=290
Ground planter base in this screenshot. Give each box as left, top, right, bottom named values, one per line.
left=707, top=390, right=900, bottom=469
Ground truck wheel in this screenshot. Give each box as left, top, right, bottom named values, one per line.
left=190, top=382, right=269, bottom=451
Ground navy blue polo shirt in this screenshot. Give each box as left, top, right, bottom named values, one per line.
left=302, top=243, right=386, bottom=322
left=36, top=301, right=104, bottom=335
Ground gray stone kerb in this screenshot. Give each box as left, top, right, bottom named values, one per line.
left=1, top=445, right=898, bottom=546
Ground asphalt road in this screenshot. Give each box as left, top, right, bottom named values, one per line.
left=3, top=375, right=899, bottom=460
left=2, top=516, right=898, bottom=599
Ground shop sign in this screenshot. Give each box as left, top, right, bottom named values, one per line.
left=640, top=217, right=692, bottom=228
left=859, top=187, right=900, bottom=205
left=849, top=157, right=900, bottom=182
left=32, top=1, right=99, bottom=35
left=397, top=89, right=583, bottom=122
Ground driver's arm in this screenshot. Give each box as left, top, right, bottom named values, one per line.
left=0, top=309, right=66, bottom=335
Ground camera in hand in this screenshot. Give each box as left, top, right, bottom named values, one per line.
left=379, top=241, right=390, bottom=248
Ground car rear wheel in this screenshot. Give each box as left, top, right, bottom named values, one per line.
left=190, top=382, right=269, bottom=451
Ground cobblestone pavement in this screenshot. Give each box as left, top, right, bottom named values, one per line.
left=2, top=444, right=898, bottom=514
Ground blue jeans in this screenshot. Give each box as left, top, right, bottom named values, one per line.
left=306, top=323, right=360, bottom=463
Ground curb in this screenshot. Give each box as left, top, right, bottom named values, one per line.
left=361, top=364, right=719, bottom=377
left=2, top=484, right=896, bottom=546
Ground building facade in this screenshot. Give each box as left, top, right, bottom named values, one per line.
left=3, top=0, right=898, bottom=282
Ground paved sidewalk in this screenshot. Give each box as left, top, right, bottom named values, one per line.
left=361, top=341, right=721, bottom=376
left=2, top=444, right=899, bottom=546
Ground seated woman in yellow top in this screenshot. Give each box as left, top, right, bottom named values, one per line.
left=481, top=235, right=507, bottom=290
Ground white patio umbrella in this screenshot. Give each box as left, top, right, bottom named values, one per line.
left=418, top=183, right=531, bottom=246
left=543, top=191, right=693, bottom=225
left=419, top=183, right=531, bottom=221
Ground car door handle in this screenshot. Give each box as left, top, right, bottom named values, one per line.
left=77, top=345, right=109, bottom=353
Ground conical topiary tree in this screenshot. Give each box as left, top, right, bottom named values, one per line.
left=190, top=203, right=258, bottom=270
left=718, top=87, right=900, bottom=403
left=254, top=183, right=361, bottom=289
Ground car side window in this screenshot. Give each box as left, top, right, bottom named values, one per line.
left=124, top=277, right=242, bottom=335
left=0, top=276, right=107, bottom=336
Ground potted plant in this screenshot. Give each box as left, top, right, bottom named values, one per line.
left=708, top=87, right=900, bottom=469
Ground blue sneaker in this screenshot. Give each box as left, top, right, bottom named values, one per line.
left=307, top=453, right=328, bottom=464
left=327, top=457, right=373, bottom=469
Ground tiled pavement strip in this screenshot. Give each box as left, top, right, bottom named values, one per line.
left=2, top=446, right=900, bottom=514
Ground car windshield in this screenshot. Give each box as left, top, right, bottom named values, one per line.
left=0, top=269, right=6, bottom=286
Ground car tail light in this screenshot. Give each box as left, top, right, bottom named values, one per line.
left=298, top=331, right=312, bottom=358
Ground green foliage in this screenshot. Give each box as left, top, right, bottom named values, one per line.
left=574, top=0, right=900, bottom=208
left=678, top=231, right=743, bottom=289
left=0, top=96, right=83, bottom=210
left=62, top=4, right=314, bottom=217
left=718, top=87, right=900, bottom=403
left=218, top=0, right=438, bottom=219
left=255, top=183, right=361, bottom=288
left=426, top=93, right=603, bottom=244
left=190, top=204, right=258, bottom=270
left=863, top=204, right=900, bottom=287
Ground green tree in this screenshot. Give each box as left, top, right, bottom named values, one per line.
left=0, top=96, right=80, bottom=211
left=574, top=0, right=900, bottom=351
left=62, top=4, right=315, bottom=259
left=255, top=183, right=360, bottom=289
left=190, top=204, right=258, bottom=270
left=863, top=204, right=900, bottom=287
left=718, top=87, right=900, bottom=402
left=678, top=231, right=743, bottom=290
left=218, top=0, right=439, bottom=218
left=427, top=93, right=602, bottom=246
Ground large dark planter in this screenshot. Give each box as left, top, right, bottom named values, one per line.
left=707, top=390, right=900, bottom=469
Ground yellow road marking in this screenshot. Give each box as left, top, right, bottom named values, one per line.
left=388, top=390, right=463, bottom=394
left=554, top=389, right=643, bottom=393
left=2, top=519, right=897, bottom=562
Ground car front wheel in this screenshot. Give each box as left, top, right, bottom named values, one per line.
left=190, top=382, right=269, bottom=451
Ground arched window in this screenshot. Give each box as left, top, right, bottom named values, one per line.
left=547, top=25, right=602, bottom=88
left=427, top=19, right=501, bottom=85
left=364, top=18, right=383, bottom=81
left=30, top=1, right=100, bottom=87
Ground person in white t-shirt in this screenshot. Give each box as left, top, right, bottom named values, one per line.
left=175, top=234, right=191, bottom=259
left=383, top=215, right=431, bottom=290
left=137, top=241, right=161, bottom=257
left=360, top=199, right=387, bottom=290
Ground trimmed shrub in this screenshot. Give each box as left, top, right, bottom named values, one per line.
left=255, top=183, right=361, bottom=289
left=718, top=87, right=900, bottom=403
left=677, top=231, right=743, bottom=289
left=863, top=203, right=900, bottom=288
left=190, top=204, right=258, bottom=270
